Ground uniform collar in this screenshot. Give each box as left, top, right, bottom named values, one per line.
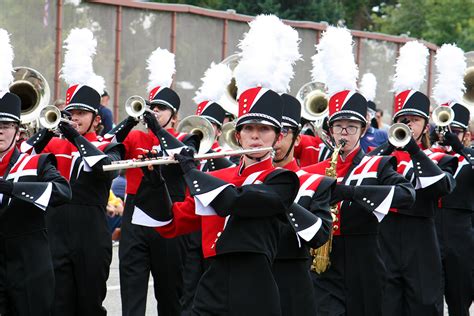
left=282, top=158, right=300, bottom=172
left=83, top=132, right=98, bottom=142
left=0, top=146, right=18, bottom=176
left=238, top=156, right=273, bottom=177
left=338, top=146, right=363, bottom=165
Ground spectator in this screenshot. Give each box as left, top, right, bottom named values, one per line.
left=54, top=98, right=66, bottom=111
left=108, top=171, right=126, bottom=242
left=99, top=90, right=114, bottom=136
left=375, top=109, right=390, bottom=132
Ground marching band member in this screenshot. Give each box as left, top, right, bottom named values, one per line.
left=21, top=29, right=124, bottom=315
left=430, top=44, right=473, bottom=316
left=0, top=30, right=71, bottom=316
left=105, top=48, right=187, bottom=315
left=370, top=41, right=457, bottom=316
left=132, top=14, right=306, bottom=315
left=303, top=26, right=416, bottom=316
left=179, top=62, right=235, bottom=315
left=273, top=93, right=335, bottom=315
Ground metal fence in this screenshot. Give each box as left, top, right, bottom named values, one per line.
left=0, top=0, right=438, bottom=123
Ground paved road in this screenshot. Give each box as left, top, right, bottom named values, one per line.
left=104, top=243, right=156, bottom=315
left=103, top=244, right=473, bottom=315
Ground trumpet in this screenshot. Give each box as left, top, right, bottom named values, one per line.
left=39, top=105, right=76, bottom=130
left=103, top=147, right=273, bottom=171
left=388, top=123, right=412, bottom=147
left=125, top=95, right=152, bottom=118
left=432, top=106, right=454, bottom=128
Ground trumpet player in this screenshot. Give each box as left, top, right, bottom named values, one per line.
left=104, top=48, right=195, bottom=316
left=431, top=103, right=474, bottom=316
left=429, top=43, right=474, bottom=316
left=21, top=83, right=125, bottom=315
left=303, top=26, right=415, bottom=316
left=370, top=41, right=456, bottom=316
left=21, top=28, right=125, bottom=315
left=272, top=93, right=335, bottom=315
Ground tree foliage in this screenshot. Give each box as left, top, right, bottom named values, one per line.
left=152, top=0, right=474, bottom=51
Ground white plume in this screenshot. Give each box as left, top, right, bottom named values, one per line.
left=234, top=14, right=301, bottom=96
left=392, top=41, right=428, bottom=93
left=193, top=62, right=232, bottom=104
left=311, top=52, right=326, bottom=84
left=359, top=73, right=377, bottom=101
left=0, top=29, right=14, bottom=93
left=146, top=47, right=175, bottom=92
left=432, top=43, right=466, bottom=105
left=316, top=26, right=358, bottom=96
left=61, top=28, right=105, bottom=95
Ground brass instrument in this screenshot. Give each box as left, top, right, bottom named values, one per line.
left=125, top=95, right=151, bottom=118
left=297, top=81, right=328, bottom=128
left=219, top=54, right=240, bottom=116
left=388, top=123, right=412, bottom=148
left=176, top=115, right=215, bottom=155
left=38, top=105, right=76, bottom=130
left=310, top=139, right=345, bottom=274
left=103, top=147, right=272, bottom=171
left=9, top=67, right=50, bottom=136
left=219, top=121, right=239, bottom=150
left=463, top=51, right=474, bottom=107
left=432, top=106, right=454, bottom=127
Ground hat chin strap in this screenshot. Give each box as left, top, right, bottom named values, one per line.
left=273, top=130, right=299, bottom=164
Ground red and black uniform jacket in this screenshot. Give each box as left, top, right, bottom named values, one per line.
left=276, top=159, right=335, bottom=260
left=132, top=157, right=300, bottom=262
left=431, top=146, right=474, bottom=212
left=370, top=143, right=457, bottom=217
left=304, top=148, right=415, bottom=235
left=21, top=131, right=124, bottom=206
left=0, top=147, right=71, bottom=238
left=294, top=134, right=332, bottom=167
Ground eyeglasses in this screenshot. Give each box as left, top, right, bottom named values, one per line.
left=0, top=122, right=17, bottom=130
left=330, top=125, right=359, bottom=135
left=281, top=127, right=295, bottom=137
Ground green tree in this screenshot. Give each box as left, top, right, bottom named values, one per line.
left=371, top=0, right=474, bottom=51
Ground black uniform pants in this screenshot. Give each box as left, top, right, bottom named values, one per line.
left=119, top=195, right=182, bottom=316
left=47, top=204, right=112, bottom=316
left=312, top=234, right=386, bottom=316
left=0, top=230, right=54, bottom=316
left=273, top=258, right=316, bottom=316
left=379, top=213, right=443, bottom=316
left=192, top=253, right=281, bottom=316
left=435, top=207, right=473, bottom=316
left=179, top=231, right=208, bottom=316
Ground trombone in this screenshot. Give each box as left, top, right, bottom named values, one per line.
left=176, top=115, right=215, bottom=155
left=297, top=81, right=328, bottom=129
left=219, top=121, right=240, bottom=150
left=103, top=147, right=273, bottom=171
